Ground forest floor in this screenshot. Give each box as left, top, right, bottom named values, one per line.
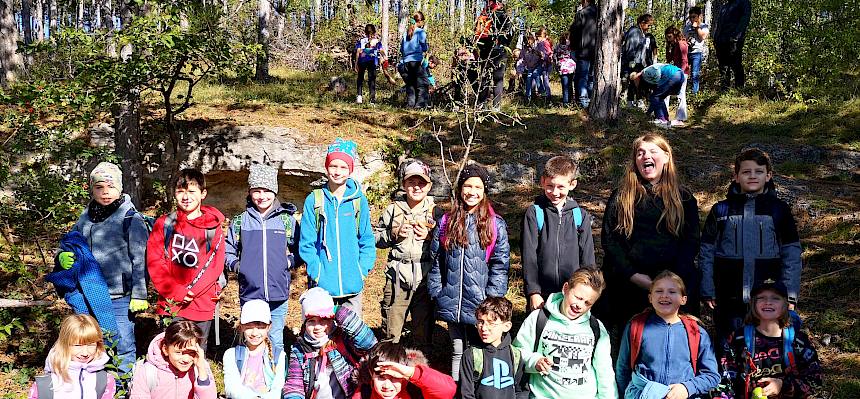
left=1, top=67, right=859, bottom=398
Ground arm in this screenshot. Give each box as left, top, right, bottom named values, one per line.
left=224, top=215, right=240, bottom=273
left=521, top=206, right=542, bottom=296
left=188, top=227, right=226, bottom=298
left=264, top=350, right=289, bottom=399
left=698, top=208, right=719, bottom=300
left=128, top=213, right=150, bottom=300
left=427, top=223, right=443, bottom=298
left=418, top=30, right=429, bottom=53
left=336, top=305, right=378, bottom=356
left=374, top=204, right=396, bottom=249
left=679, top=41, right=689, bottom=71
left=698, top=24, right=709, bottom=41
left=594, top=320, right=619, bottom=399
left=410, top=364, right=457, bottom=399
left=681, top=327, right=721, bottom=396
left=146, top=216, right=187, bottom=303
left=578, top=210, right=597, bottom=268
left=223, top=348, right=262, bottom=399
left=735, top=0, right=752, bottom=41
left=512, top=310, right=542, bottom=372
left=193, top=360, right=217, bottom=399
left=777, top=203, right=802, bottom=304
left=298, top=194, right=322, bottom=283
left=485, top=216, right=510, bottom=297
left=283, top=348, right=305, bottom=399
left=614, top=323, right=632, bottom=396
left=357, top=196, right=377, bottom=277
left=783, top=332, right=823, bottom=397
left=458, top=348, right=478, bottom=399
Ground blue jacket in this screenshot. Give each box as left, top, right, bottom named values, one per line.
left=298, top=178, right=376, bottom=298
left=428, top=213, right=510, bottom=325
left=615, top=313, right=720, bottom=398
left=225, top=199, right=300, bottom=303
left=400, top=28, right=428, bottom=63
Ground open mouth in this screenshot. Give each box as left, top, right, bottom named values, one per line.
left=642, top=160, right=656, bottom=174
left=658, top=300, right=672, bottom=306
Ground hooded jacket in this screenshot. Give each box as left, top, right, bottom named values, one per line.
left=72, top=193, right=149, bottom=300
left=476, top=8, right=513, bottom=62
left=146, top=205, right=226, bottom=321
left=298, top=178, right=376, bottom=298
left=569, top=3, right=598, bottom=61
left=512, top=292, right=617, bottom=399
left=615, top=313, right=720, bottom=397
left=225, top=199, right=300, bottom=303
left=521, top=196, right=596, bottom=298
left=428, top=213, right=510, bottom=325
left=129, top=332, right=217, bottom=399
left=621, top=25, right=648, bottom=67
left=459, top=333, right=529, bottom=399
left=713, top=0, right=752, bottom=43
left=28, top=350, right=115, bottom=399
left=699, top=181, right=802, bottom=304
left=222, top=344, right=287, bottom=399
left=375, top=195, right=441, bottom=290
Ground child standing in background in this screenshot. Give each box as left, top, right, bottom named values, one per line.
left=355, top=24, right=385, bottom=104
left=554, top=33, right=577, bottom=106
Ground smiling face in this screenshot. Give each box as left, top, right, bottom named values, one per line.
left=161, top=343, right=198, bottom=373
left=560, top=282, right=600, bottom=320
left=403, top=176, right=432, bottom=205
left=541, top=174, right=576, bottom=206
left=635, top=141, right=669, bottom=184
left=372, top=372, right=406, bottom=399
left=734, top=160, right=773, bottom=194
left=242, top=322, right=271, bottom=350
left=175, top=182, right=207, bottom=214
left=460, top=177, right=486, bottom=211
left=250, top=188, right=276, bottom=213
left=649, top=277, right=688, bottom=319
left=92, top=182, right=121, bottom=206
left=476, top=314, right=512, bottom=347
left=70, top=342, right=99, bottom=364
left=304, top=315, right=334, bottom=341
left=326, top=159, right=351, bottom=187
left=753, top=289, right=788, bottom=323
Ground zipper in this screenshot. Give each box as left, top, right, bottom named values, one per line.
left=555, top=209, right=562, bottom=287
left=263, top=212, right=270, bottom=301
left=457, top=249, right=465, bottom=323
left=664, top=323, right=672, bottom=379
left=78, top=368, right=84, bottom=399
left=759, top=221, right=763, bottom=255
left=335, top=199, right=343, bottom=296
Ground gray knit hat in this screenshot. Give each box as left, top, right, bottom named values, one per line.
left=89, top=162, right=123, bottom=192
left=248, top=164, right=279, bottom=194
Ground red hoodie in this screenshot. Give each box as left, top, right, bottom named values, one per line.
left=146, top=205, right=226, bottom=321
left=352, top=364, right=456, bottom=399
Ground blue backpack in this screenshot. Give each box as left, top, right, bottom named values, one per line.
left=743, top=324, right=797, bottom=371
left=533, top=204, right=584, bottom=232
left=235, top=344, right=284, bottom=373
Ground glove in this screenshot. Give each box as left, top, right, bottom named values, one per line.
left=58, top=252, right=75, bottom=270
left=129, top=299, right=149, bottom=312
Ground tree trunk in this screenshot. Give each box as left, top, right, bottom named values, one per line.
left=646, top=0, right=652, bottom=13
left=458, top=0, right=465, bottom=33
left=0, top=0, right=24, bottom=84
left=22, top=0, right=33, bottom=44
left=34, top=0, right=43, bottom=40
left=102, top=0, right=113, bottom=30
left=113, top=91, right=143, bottom=208
left=589, top=0, right=626, bottom=122
left=448, top=0, right=454, bottom=33
left=704, top=0, right=712, bottom=25
left=382, top=0, right=390, bottom=55
left=49, top=0, right=57, bottom=36
left=77, top=0, right=84, bottom=28
left=313, top=0, right=320, bottom=31
left=256, top=0, right=271, bottom=81
left=94, top=0, right=102, bottom=29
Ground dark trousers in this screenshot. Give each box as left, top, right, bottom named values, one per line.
left=170, top=317, right=213, bottom=350
left=715, top=39, right=745, bottom=89
left=574, top=56, right=594, bottom=107
left=403, top=61, right=429, bottom=108
left=356, top=61, right=377, bottom=101
left=647, top=71, right=685, bottom=121
left=478, top=56, right=507, bottom=108
left=622, top=63, right=646, bottom=102
left=380, top=275, right=435, bottom=345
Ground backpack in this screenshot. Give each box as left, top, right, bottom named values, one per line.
left=123, top=208, right=156, bottom=234
left=743, top=324, right=796, bottom=372
left=628, top=309, right=701, bottom=374
left=161, top=212, right=217, bottom=254
left=235, top=344, right=284, bottom=374
left=35, top=371, right=108, bottom=399
left=231, top=212, right=296, bottom=246
left=471, top=344, right=522, bottom=383
left=439, top=206, right=498, bottom=263
left=533, top=305, right=602, bottom=357
left=532, top=204, right=584, bottom=232
left=311, top=188, right=361, bottom=236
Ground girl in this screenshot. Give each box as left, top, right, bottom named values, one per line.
left=355, top=24, right=385, bottom=104
left=521, top=33, right=544, bottom=104
left=223, top=300, right=287, bottom=399
left=536, top=27, right=554, bottom=101
left=129, top=321, right=216, bottom=399
left=29, top=315, right=115, bottom=399
left=283, top=287, right=377, bottom=399
left=399, top=12, right=429, bottom=108
left=601, top=134, right=699, bottom=331
left=615, top=271, right=720, bottom=399
left=428, top=163, right=510, bottom=380
left=720, top=281, right=822, bottom=399
left=555, top=32, right=577, bottom=106
left=352, top=342, right=457, bottom=399
left=664, top=26, right=689, bottom=126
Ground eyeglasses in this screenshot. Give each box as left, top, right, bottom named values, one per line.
left=476, top=320, right=506, bottom=328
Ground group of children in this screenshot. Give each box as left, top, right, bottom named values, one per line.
left=34, top=133, right=821, bottom=398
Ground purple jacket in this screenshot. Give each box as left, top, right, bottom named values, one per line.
left=28, top=349, right=116, bottom=399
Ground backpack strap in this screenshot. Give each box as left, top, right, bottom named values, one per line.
left=628, top=310, right=650, bottom=371
left=94, top=370, right=107, bottom=398
left=533, top=204, right=545, bottom=232
left=162, top=212, right=178, bottom=254
left=680, top=316, right=701, bottom=375
left=123, top=208, right=138, bottom=236
left=352, top=198, right=362, bottom=236
left=134, top=359, right=157, bottom=393
left=572, top=207, right=583, bottom=229
left=231, top=214, right=244, bottom=245
left=783, top=326, right=796, bottom=371
left=312, top=189, right=325, bottom=232
left=533, top=306, right=551, bottom=352
left=471, top=346, right=484, bottom=382
left=713, top=201, right=730, bottom=242
left=34, top=375, right=53, bottom=399
left=589, top=315, right=601, bottom=361
left=204, top=226, right=216, bottom=253
left=235, top=345, right=247, bottom=375
left=744, top=324, right=756, bottom=360
left=484, top=207, right=498, bottom=263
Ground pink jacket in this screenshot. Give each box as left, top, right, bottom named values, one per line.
left=129, top=332, right=217, bottom=399
left=28, top=349, right=116, bottom=399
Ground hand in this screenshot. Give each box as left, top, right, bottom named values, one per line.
left=192, top=342, right=208, bottom=380
left=529, top=294, right=545, bottom=310
left=397, top=223, right=414, bottom=239
left=706, top=299, right=716, bottom=309
left=760, top=377, right=783, bottom=397
left=630, top=273, right=653, bottom=290
left=665, top=384, right=688, bottom=399
left=788, top=303, right=796, bottom=311
left=182, top=290, right=195, bottom=303
left=413, top=223, right=429, bottom=240
left=129, top=299, right=149, bottom=312
left=535, top=357, right=553, bottom=375
left=58, top=252, right=75, bottom=270
left=375, top=361, right=415, bottom=380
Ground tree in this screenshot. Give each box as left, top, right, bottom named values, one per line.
left=382, top=0, right=390, bottom=53
left=588, top=0, right=626, bottom=121
left=256, top=0, right=271, bottom=81
left=0, top=0, right=25, bottom=84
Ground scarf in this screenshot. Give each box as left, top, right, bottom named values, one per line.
left=87, top=196, right=125, bottom=223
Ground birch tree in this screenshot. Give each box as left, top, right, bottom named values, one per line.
left=589, top=0, right=626, bottom=121
left=256, top=0, right=271, bottom=81
left=0, top=0, right=24, bottom=84
left=382, top=0, right=390, bottom=53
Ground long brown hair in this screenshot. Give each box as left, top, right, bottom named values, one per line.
left=444, top=178, right=495, bottom=251
left=50, top=314, right=105, bottom=384
left=407, top=12, right=425, bottom=41
left=615, top=134, right=684, bottom=237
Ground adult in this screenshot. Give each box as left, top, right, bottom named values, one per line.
left=569, top=0, right=597, bottom=108
left=630, top=63, right=686, bottom=127
left=400, top=12, right=430, bottom=108
left=600, top=134, right=700, bottom=332
left=475, top=0, right=513, bottom=110
left=713, top=0, right=751, bottom=89
left=621, top=14, right=654, bottom=107
left=664, top=26, right=689, bottom=125
left=684, top=6, right=709, bottom=94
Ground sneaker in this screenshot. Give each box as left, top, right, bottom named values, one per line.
left=356, top=95, right=363, bottom=104
left=670, top=120, right=686, bottom=127
left=653, top=119, right=671, bottom=128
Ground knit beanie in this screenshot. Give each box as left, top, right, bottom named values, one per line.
left=300, top=287, right=335, bottom=321
left=89, top=162, right=123, bottom=192
left=325, top=138, right=358, bottom=173
left=457, top=162, right=490, bottom=189
left=248, top=164, right=279, bottom=194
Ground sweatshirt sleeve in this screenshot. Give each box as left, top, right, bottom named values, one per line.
left=299, top=194, right=322, bottom=283
left=512, top=310, right=542, bottom=372
left=336, top=305, right=378, bottom=357
left=128, top=364, right=153, bottom=399
left=146, top=215, right=187, bottom=303
left=127, top=212, right=150, bottom=300
left=578, top=209, right=597, bottom=268
left=601, top=194, right=635, bottom=281
left=594, top=320, right=618, bottom=399
left=458, top=347, right=477, bottom=399
left=698, top=207, right=719, bottom=300
left=614, top=322, right=632, bottom=397
left=223, top=348, right=260, bottom=399
left=188, top=226, right=226, bottom=298
left=375, top=204, right=397, bottom=249
left=521, top=205, right=542, bottom=296
left=410, top=364, right=457, bottom=399
left=193, top=360, right=218, bottom=399
left=485, top=216, right=511, bottom=298
left=283, top=347, right=305, bottom=399
left=357, top=195, right=377, bottom=277
left=776, top=201, right=802, bottom=304
left=224, top=214, right=240, bottom=272
left=681, top=326, right=721, bottom=396
left=264, top=350, right=289, bottom=399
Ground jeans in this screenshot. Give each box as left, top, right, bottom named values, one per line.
left=574, top=57, right=593, bottom=107
left=540, top=65, right=552, bottom=97
left=648, top=70, right=685, bottom=121
left=560, top=73, right=574, bottom=104
left=715, top=39, right=745, bottom=89
left=525, top=67, right=543, bottom=102
left=688, top=52, right=703, bottom=94
left=448, top=322, right=478, bottom=381
left=663, top=74, right=689, bottom=121
left=268, top=300, right=289, bottom=352
left=356, top=61, right=377, bottom=101
left=111, top=296, right=136, bottom=376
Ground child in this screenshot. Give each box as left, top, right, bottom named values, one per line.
left=353, top=342, right=457, bottom=399
left=129, top=321, right=216, bottom=398
left=536, top=27, right=553, bottom=101
left=508, top=48, right=523, bottom=93
left=55, top=162, right=149, bottom=375
left=424, top=55, right=439, bottom=95
left=355, top=24, right=385, bottom=104
left=700, top=148, right=803, bottom=350
left=283, top=287, right=378, bottom=399
left=629, top=63, right=687, bottom=128
left=428, top=163, right=510, bottom=381
left=554, top=33, right=576, bottom=106
left=298, top=138, right=376, bottom=317
left=29, top=315, right=116, bottom=399
left=225, top=163, right=299, bottom=351
left=375, top=159, right=443, bottom=345
left=615, top=271, right=720, bottom=398
left=521, top=33, right=543, bottom=103
left=663, top=26, right=689, bottom=126
left=512, top=267, right=616, bottom=399
left=459, top=297, right=528, bottom=399
left=719, top=280, right=822, bottom=399
left=223, top=299, right=287, bottom=399
left=521, top=155, right=595, bottom=311
left=146, top=168, right=226, bottom=349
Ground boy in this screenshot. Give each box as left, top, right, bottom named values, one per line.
left=699, top=148, right=803, bottom=346
left=57, top=162, right=149, bottom=375
left=459, top=297, right=528, bottom=399
left=521, top=155, right=595, bottom=311
left=513, top=267, right=617, bottom=399
left=225, top=163, right=299, bottom=351
left=299, top=138, right=376, bottom=317
left=374, top=159, right=442, bottom=345
left=147, top=168, right=226, bottom=349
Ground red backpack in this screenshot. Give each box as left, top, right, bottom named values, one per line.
left=628, top=309, right=702, bottom=374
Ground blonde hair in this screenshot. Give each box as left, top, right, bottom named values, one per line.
left=615, top=134, right=684, bottom=238
left=239, top=323, right=277, bottom=373
left=565, top=266, right=606, bottom=295
left=650, top=270, right=687, bottom=296
left=50, top=315, right=105, bottom=384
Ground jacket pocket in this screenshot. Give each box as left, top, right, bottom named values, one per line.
left=756, top=215, right=780, bottom=258
left=717, top=215, right=741, bottom=257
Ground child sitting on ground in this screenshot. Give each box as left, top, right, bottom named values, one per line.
left=130, top=321, right=216, bottom=398
left=352, top=342, right=457, bottom=399
left=615, top=270, right=720, bottom=399
left=223, top=300, right=287, bottom=399
left=29, top=315, right=115, bottom=399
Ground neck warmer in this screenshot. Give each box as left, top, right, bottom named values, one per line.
left=87, top=196, right=125, bottom=223
left=303, top=330, right=332, bottom=350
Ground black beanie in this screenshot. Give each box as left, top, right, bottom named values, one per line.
left=457, top=163, right=490, bottom=189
